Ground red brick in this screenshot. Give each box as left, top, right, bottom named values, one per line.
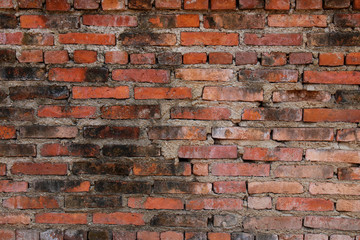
left=239, top=0, right=263, bottom=8
left=36, top=213, right=87, bottom=224
left=155, top=0, right=180, bottom=9
left=249, top=181, right=304, bottom=194
left=149, top=126, right=206, bottom=140
left=3, top=196, right=59, bottom=209
left=19, top=0, right=42, bottom=8
left=179, top=145, right=237, bottom=159
left=130, top=53, right=155, bottom=64
left=177, top=14, right=199, bottom=27
left=235, top=52, right=258, bottom=65
left=0, top=181, right=28, bottom=192
left=0, top=214, right=30, bottom=225
left=355, top=0, right=360, bottom=9
left=40, top=143, right=99, bottom=157
left=154, top=181, right=211, bottom=194
left=297, top=0, right=322, bottom=9
left=121, top=33, right=176, bottom=46
left=176, top=69, right=233, bottom=81
left=135, top=87, right=192, bottom=100
left=239, top=69, right=298, bottom=82
left=276, top=197, right=334, bottom=211
left=268, top=14, right=327, bottom=27
left=137, top=232, right=159, bottom=240
left=0, top=230, right=15, bottom=240
left=0, top=0, right=13, bottom=8
left=83, top=15, right=137, bottom=27
left=211, top=0, right=236, bottom=9
left=46, top=0, right=71, bottom=10
left=0, top=32, right=54, bottom=46
left=304, top=216, right=360, bottom=231
left=346, top=52, right=360, bottom=65
left=17, top=50, right=43, bottom=63
left=208, top=233, right=231, bottom=240
left=11, top=163, right=67, bottom=175
left=49, top=67, right=108, bottom=82
left=72, top=86, right=129, bottom=99
left=273, top=90, right=330, bottom=102
left=105, top=51, right=128, bottom=64
left=304, top=71, right=360, bottom=85
left=128, top=197, right=183, bottom=209
left=74, top=0, right=99, bottom=9
left=212, top=127, right=270, bottom=140
left=171, top=107, right=231, bottom=120
left=133, top=162, right=191, bottom=176
left=161, top=232, right=183, bottom=240
left=0, top=164, right=5, bottom=176
left=101, top=105, right=160, bottom=119
left=244, top=217, right=302, bottom=230
left=337, top=200, right=360, bottom=212
left=248, top=197, right=272, bottom=209
left=319, top=53, right=344, bottom=66
left=44, top=50, right=68, bottom=64
left=59, top=33, right=115, bottom=45
left=203, top=87, right=263, bottom=101
left=244, top=33, right=302, bottom=46
left=102, top=0, right=126, bottom=10
left=337, top=129, right=360, bottom=142
left=212, top=163, right=269, bottom=177
left=213, top=181, right=246, bottom=193
left=20, top=15, right=79, bottom=29
left=243, top=147, right=303, bottom=161
left=128, top=0, right=152, bottom=9
left=209, top=52, right=233, bottom=64
left=73, top=50, right=97, bottom=63
left=93, top=212, right=145, bottom=225
left=181, top=32, right=239, bottom=46
left=304, top=109, right=360, bottom=122
left=38, top=105, right=97, bottom=118
left=183, top=53, right=207, bottom=64
left=193, top=163, right=208, bottom=176
left=19, top=125, right=77, bottom=139
left=113, top=231, right=136, bottom=240
left=338, top=167, right=360, bottom=180
left=186, top=198, right=242, bottom=210
left=306, top=149, right=360, bottom=164
left=265, top=0, right=290, bottom=10
left=184, top=0, right=208, bottom=9
left=289, top=52, right=313, bottom=64
left=335, top=14, right=360, bottom=27
left=310, top=182, right=360, bottom=195
left=0, top=126, right=16, bottom=139
left=262, top=52, right=286, bottom=66
left=273, top=128, right=334, bottom=141
left=113, top=69, right=169, bottom=83
left=275, top=165, right=334, bottom=179
left=324, top=0, right=350, bottom=9
left=243, top=108, right=302, bottom=121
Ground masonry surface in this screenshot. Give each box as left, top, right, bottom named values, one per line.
left=1, top=0, right=360, bottom=239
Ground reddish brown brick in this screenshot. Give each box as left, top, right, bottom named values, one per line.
left=59, top=33, right=115, bottom=45
left=44, top=50, right=69, bottom=64
left=261, top=52, right=287, bottom=66
left=40, top=143, right=100, bottom=157
left=209, top=52, right=233, bottom=64
left=268, top=15, right=327, bottom=27
left=184, top=0, right=208, bottom=9
left=212, top=163, right=270, bottom=176
left=244, top=33, right=302, bottom=46
left=236, top=52, right=258, bottom=65
left=265, top=0, right=290, bottom=10
left=83, top=15, right=137, bottom=27
left=243, top=108, right=302, bottom=121
left=3, top=196, right=59, bottom=209
left=101, top=105, right=160, bottom=119
left=130, top=53, right=155, bottom=64
left=273, top=90, right=330, bottom=102
left=84, top=126, right=139, bottom=139
left=297, top=0, right=322, bottom=9
left=213, top=181, right=246, bottom=193
left=181, top=32, right=239, bottom=46
left=72, top=86, right=129, bottom=99
left=171, top=107, right=231, bottom=120
left=149, top=126, right=206, bottom=140
left=74, top=0, right=99, bottom=9
left=128, top=197, right=183, bottom=209
left=178, top=145, right=237, bottom=159
left=273, top=128, right=334, bottom=141
left=0, top=180, right=28, bottom=192
left=49, top=68, right=108, bottom=82
left=203, top=87, right=263, bottom=101
left=212, top=127, right=270, bottom=140
left=46, top=0, right=71, bottom=10
left=276, top=197, right=334, bottom=211
left=176, top=69, right=233, bottom=81
left=11, top=163, right=67, bottom=175
left=19, top=0, right=42, bottom=8
left=155, top=0, right=181, bottom=9
left=36, top=213, right=87, bottom=224
left=304, top=109, right=360, bottom=122
left=93, top=212, right=145, bottom=225
left=289, top=52, right=313, bottom=64
left=133, top=162, right=191, bottom=176
left=243, top=147, right=303, bottom=161
left=121, top=33, right=176, bottom=46
left=74, top=50, right=97, bottom=64
left=319, top=53, right=344, bottom=66
left=239, top=69, right=298, bottom=82
left=346, top=52, right=360, bottom=65
left=38, top=106, right=97, bottom=118
left=0, top=126, right=16, bottom=139
left=248, top=181, right=304, bottom=194
left=183, top=53, right=207, bottom=64
left=275, top=165, right=334, bottom=179
left=105, top=51, right=128, bottom=64
left=113, top=69, right=170, bottom=83
left=324, top=0, right=350, bottom=9
left=102, top=0, right=126, bottom=10
left=337, top=129, right=360, bottom=142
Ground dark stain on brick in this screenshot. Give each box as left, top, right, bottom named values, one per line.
left=9, top=86, right=69, bottom=100
left=0, top=107, right=34, bottom=121
left=94, top=181, right=151, bottom=194
left=157, top=52, right=182, bottom=65
left=308, top=33, right=360, bottom=46
left=0, top=144, right=36, bottom=157
left=34, top=180, right=86, bottom=192
left=0, top=14, right=17, bottom=28
left=0, top=90, right=6, bottom=102
left=335, top=90, right=360, bottom=104
left=150, top=214, right=208, bottom=227
left=129, top=0, right=152, bottom=9
left=72, top=162, right=130, bottom=175
left=64, top=230, right=87, bottom=240
left=83, top=126, right=139, bottom=139
left=102, top=145, right=160, bottom=157
left=84, top=68, right=108, bottom=82
left=46, top=16, right=80, bottom=29
left=0, top=50, right=16, bottom=63
left=68, top=144, right=100, bottom=157
left=0, top=67, right=45, bottom=81
left=65, top=195, right=122, bottom=208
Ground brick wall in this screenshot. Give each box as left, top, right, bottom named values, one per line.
left=1, top=0, right=360, bottom=239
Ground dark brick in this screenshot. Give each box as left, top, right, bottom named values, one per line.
left=324, top=0, right=350, bottom=9
left=9, top=86, right=69, bottom=100
left=154, top=181, right=211, bottom=194
left=335, top=91, right=360, bottom=104
left=0, top=50, right=16, bottom=63
left=157, top=52, right=182, bottom=65
left=0, top=107, right=34, bottom=121
left=103, top=145, right=161, bottom=157
left=0, top=144, right=36, bottom=157
left=41, top=143, right=100, bottom=157
left=256, top=234, right=278, bottom=240
left=64, top=230, right=87, bottom=240
left=0, top=90, right=6, bottom=102
left=151, top=214, right=208, bottom=227
left=65, top=195, right=122, bottom=208
left=129, top=0, right=152, bottom=9
left=0, top=14, right=17, bottom=28
left=19, top=125, right=77, bottom=139
left=34, top=180, right=90, bottom=193
left=0, top=67, right=45, bottom=80
left=94, top=181, right=151, bottom=194
left=72, top=162, right=130, bottom=175
left=83, top=126, right=139, bottom=139
left=204, top=13, right=265, bottom=29
left=308, top=33, right=360, bottom=46
left=232, top=233, right=254, bottom=240
left=134, top=162, right=190, bottom=176
left=21, top=15, right=79, bottom=29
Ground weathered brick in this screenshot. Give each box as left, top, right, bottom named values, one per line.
left=243, top=108, right=302, bottom=121
left=133, top=162, right=191, bottom=176
left=239, top=0, right=264, bottom=9
left=19, top=0, right=42, bottom=8
left=155, top=0, right=181, bottom=9
left=128, top=197, right=183, bottom=209
left=171, top=107, right=231, bottom=120
left=73, top=50, right=97, bottom=63
left=265, top=0, right=290, bottom=10
left=181, top=32, right=239, bottom=46
left=236, top=52, right=258, bottom=65
left=105, top=51, right=128, bottom=64
left=101, top=105, right=160, bottom=119
left=324, top=0, right=350, bottom=8
left=121, top=33, right=176, bottom=46
left=0, top=164, right=6, bottom=176
left=308, top=33, right=360, bottom=46
left=273, top=128, right=334, bottom=141
left=72, top=162, right=130, bottom=175
left=319, top=53, right=344, bottom=66
left=34, top=180, right=90, bottom=193
left=337, top=129, right=360, bottom=142
left=151, top=214, right=208, bottom=227
left=243, top=147, right=303, bottom=161
left=149, top=126, right=206, bottom=140
left=0, top=49, right=16, bottom=63
left=203, top=87, right=263, bottom=101
left=83, top=126, right=139, bottom=139
left=275, top=165, right=334, bottom=179
left=0, top=67, right=45, bottom=81
left=0, top=108, right=34, bottom=121
left=183, top=52, right=207, bottom=64
left=296, top=0, right=322, bottom=9
left=239, top=69, right=298, bottom=83
left=306, top=149, right=360, bottom=164
left=248, top=197, right=272, bottom=210
left=338, top=167, right=360, bottom=180
left=64, top=230, right=87, bottom=240
left=154, top=181, right=211, bottom=194
left=59, top=33, right=115, bottom=45
left=213, top=181, right=246, bottom=193
left=305, top=71, right=360, bottom=85
left=113, top=69, right=170, bottom=83
left=0, top=180, right=28, bottom=192
left=40, top=143, right=99, bottom=157
left=83, top=15, right=137, bottom=27
left=212, top=127, right=270, bottom=140
left=337, top=200, right=360, bottom=212
left=103, top=145, right=160, bottom=157
left=187, top=198, right=242, bottom=210
left=49, top=68, right=108, bottom=82
left=204, top=14, right=265, bottom=29
left=0, top=126, right=16, bottom=139
left=137, top=231, right=159, bottom=240
left=17, top=50, right=43, bottom=63
left=161, top=232, right=183, bottom=240
left=335, top=14, right=360, bottom=27
left=72, top=86, right=129, bottom=99
left=289, top=52, right=313, bottom=64
left=38, top=106, right=97, bottom=118
left=20, top=15, right=79, bottom=29
left=304, top=109, right=360, bottom=122
left=262, top=52, right=286, bottom=66
left=244, top=33, right=302, bottom=46
left=135, top=87, right=192, bottom=99
left=0, top=14, right=17, bottom=28
left=66, top=195, right=122, bottom=208
left=304, top=216, right=360, bottom=231
left=102, top=0, right=125, bottom=10
left=157, top=52, right=182, bottom=65
left=244, top=217, right=302, bottom=230
left=93, top=212, right=145, bottom=225
left=20, top=125, right=77, bottom=138
left=310, top=182, right=360, bottom=195
left=176, top=69, right=233, bottom=81
left=248, top=181, right=304, bottom=194
left=212, top=163, right=270, bottom=176
left=346, top=52, right=360, bottom=65
left=16, top=230, right=40, bottom=240
left=276, top=197, right=334, bottom=211
left=36, top=213, right=87, bottom=224
left=95, top=181, right=151, bottom=194
left=46, top=0, right=71, bottom=10
left=179, top=145, right=237, bottom=159
left=0, top=0, right=14, bottom=8
left=130, top=53, right=155, bottom=64
left=129, top=0, right=152, bottom=9
left=211, top=0, right=235, bottom=9
left=44, top=50, right=69, bottom=64
left=0, top=144, right=36, bottom=157
left=74, top=0, right=99, bottom=9
left=268, top=15, right=327, bottom=27
left=335, top=90, right=360, bottom=104
left=273, top=90, right=330, bottom=102
left=113, top=231, right=136, bottom=240
left=10, top=86, right=69, bottom=101
left=193, top=163, right=208, bottom=176
left=185, top=232, right=207, bottom=240
left=208, top=233, right=231, bottom=240
left=11, top=163, right=67, bottom=175
left=0, top=214, right=31, bottom=225
left=3, top=196, right=59, bottom=209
